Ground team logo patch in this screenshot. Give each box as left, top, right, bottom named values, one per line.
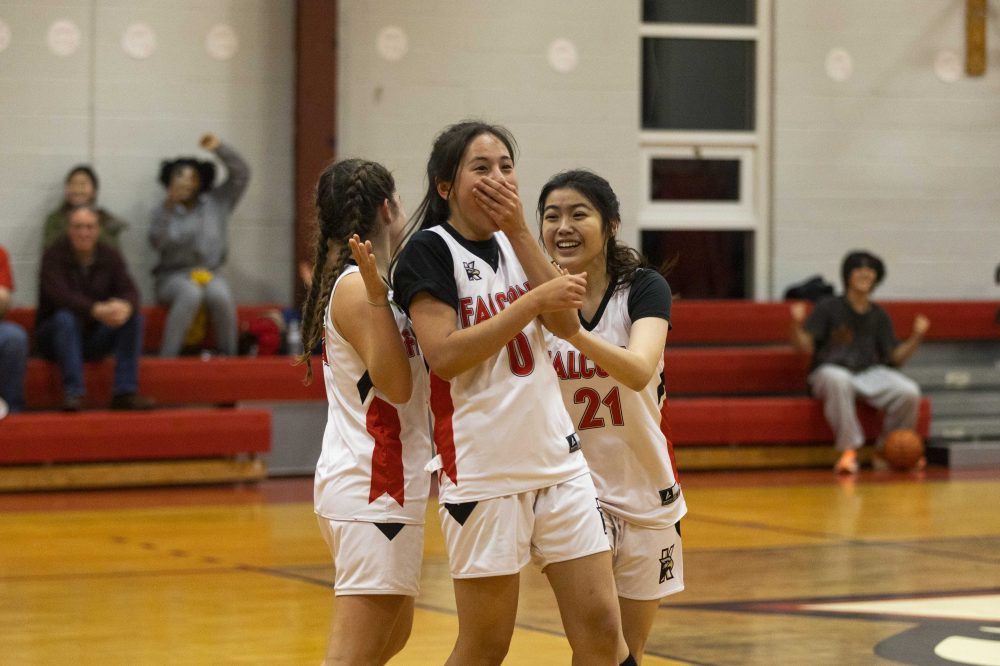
left=659, top=545, right=675, bottom=583
left=659, top=484, right=679, bottom=506
left=463, top=261, right=482, bottom=281
left=566, top=433, right=581, bottom=453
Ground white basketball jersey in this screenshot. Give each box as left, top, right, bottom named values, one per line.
left=314, top=265, right=432, bottom=524
left=427, top=227, right=588, bottom=504
left=547, top=281, right=686, bottom=527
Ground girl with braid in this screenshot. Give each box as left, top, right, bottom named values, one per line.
left=298, top=158, right=432, bottom=666
left=393, top=122, right=634, bottom=665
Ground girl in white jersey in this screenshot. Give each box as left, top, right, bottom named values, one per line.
left=393, top=122, right=635, bottom=665
left=539, top=170, right=687, bottom=664
left=297, top=159, right=431, bottom=665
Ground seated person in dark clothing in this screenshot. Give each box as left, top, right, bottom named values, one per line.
left=0, top=244, right=28, bottom=417
left=36, top=205, right=153, bottom=411
left=790, top=250, right=929, bottom=474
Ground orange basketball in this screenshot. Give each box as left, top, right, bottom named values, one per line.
left=883, top=429, right=924, bottom=471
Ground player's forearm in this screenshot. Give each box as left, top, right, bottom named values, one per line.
left=362, top=307, right=413, bottom=404
left=566, top=330, right=657, bottom=392
left=422, top=296, right=539, bottom=380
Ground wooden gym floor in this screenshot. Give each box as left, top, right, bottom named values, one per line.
left=1, top=466, right=998, bottom=665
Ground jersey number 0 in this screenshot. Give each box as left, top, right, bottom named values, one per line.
left=506, top=332, right=534, bottom=376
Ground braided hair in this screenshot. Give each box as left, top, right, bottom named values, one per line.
left=297, top=159, right=397, bottom=384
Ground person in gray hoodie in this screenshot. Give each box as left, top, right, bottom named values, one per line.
left=149, top=134, right=249, bottom=357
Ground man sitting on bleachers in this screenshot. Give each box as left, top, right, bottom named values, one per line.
left=789, top=250, right=929, bottom=474
left=36, top=205, right=153, bottom=412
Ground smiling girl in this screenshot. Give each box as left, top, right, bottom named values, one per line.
left=539, top=169, right=687, bottom=664
left=393, top=123, right=633, bottom=665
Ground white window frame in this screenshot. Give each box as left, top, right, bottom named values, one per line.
left=639, top=145, right=755, bottom=229
left=638, top=0, right=772, bottom=297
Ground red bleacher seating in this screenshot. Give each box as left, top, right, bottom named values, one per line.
left=668, top=397, right=931, bottom=445
left=7, top=299, right=989, bottom=476
left=668, top=300, right=999, bottom=345
left=0, top=409, right=270, bottom=464
left=24, top=357, right=322, bottom=409
left=665, top=346, right=809, bottom=395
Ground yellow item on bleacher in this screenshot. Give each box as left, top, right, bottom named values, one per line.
left=183, top=269, right=214, bottom=347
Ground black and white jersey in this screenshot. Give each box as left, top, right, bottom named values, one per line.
left=394, top=224, right=588, bottom=504
left=547, top=269, right=686, bottom=527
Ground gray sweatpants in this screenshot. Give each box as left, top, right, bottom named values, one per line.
left=155, top=272, right=238, bottom=357
left=808, top=364, right=921, bottom=452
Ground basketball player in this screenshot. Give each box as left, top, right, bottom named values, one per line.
left=392, top=122, right=635, bottom=665
left=298, top=159, right=432, bottom=665
left=539, top=170, right=686, bottom=664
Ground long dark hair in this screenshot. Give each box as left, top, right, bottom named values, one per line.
left=389, top=120, right=517, bottom=282
left=297, top=158, right=398, bottom=384
left=537, top=169, right=653, bottom=289
left=417, top=120, right=517, bottom=231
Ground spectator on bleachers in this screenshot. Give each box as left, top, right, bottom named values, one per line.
left=149, top=134, right=249, bottom=357
left=0, top=244, right=28, bottom=418
left=36, top=205, right=153, bottom=412
left=790, top=250, right=929, bottom=474
left=43, top=165, right=128, bottom=250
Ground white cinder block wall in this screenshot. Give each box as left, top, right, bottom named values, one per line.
left=772, top=0, right=1000, bottom=299
left=0, top=0, right=295, bottom=307
left=4, top=1, right=997, bottom=305
left=336, top=0, right=642, bottom=254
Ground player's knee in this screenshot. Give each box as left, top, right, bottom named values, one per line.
left=456, top=629, right=511, bottom=665
left=380, top=624, right=412, bottom=661
left=567, top=605, right=620, bottom=656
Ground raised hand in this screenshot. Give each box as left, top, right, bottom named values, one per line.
left=199, top=133, right=221, bottom=151
left=472, top=176, right=527, bottom=236
left=789, top=301, right=808, bottom=324
left=913, top=314, right=930, bottom=337
left=348, top=234, right=389, bottom=306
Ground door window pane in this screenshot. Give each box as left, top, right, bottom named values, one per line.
left=651, top=158, right=740, bottom=201
left=641, top=230, right=752, bottom=299
left=642, top=38, right=755, bottom=131
left=643, top=0, right=756, bottom=25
